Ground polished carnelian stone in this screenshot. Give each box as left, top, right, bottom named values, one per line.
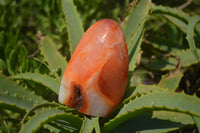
left=59, top=19, right=128, bottom=117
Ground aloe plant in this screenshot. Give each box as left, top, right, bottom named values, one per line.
left=0, top=0, right=200, bottom=132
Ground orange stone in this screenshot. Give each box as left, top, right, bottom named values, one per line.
left=59, top=19, right=129, bottom=117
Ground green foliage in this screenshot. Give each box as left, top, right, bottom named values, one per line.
left=123, top=0, right=150, bottom=42
left=186, top=16, right=200, bottom=60
left=80, top=117, right=101, bottom=133
left=157, top=72, right=183, bottom=91
left=0, top=73, right=46, bottom=112
left=0, top=0, right=200, bottom=132
left=12, top=73, right=60, bottom=94
left=123, top=0, right=150, bottom=71
left=61, top=0, right=84, bottom=55
left=146, top=48, right=200, bottom=70
left=41, top=36, right=68, bottom=79
left=103, top=91, right=200, bottom=132
left=19, top=108, right=82, bottom=133
left=112, top=111, right=194, bottom=133
left=92, top=117, right=101, bottom=133
left=80, top=117, right=94, bottom=133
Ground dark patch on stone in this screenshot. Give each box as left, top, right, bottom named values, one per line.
left=68, top=84, right=83, bottom=110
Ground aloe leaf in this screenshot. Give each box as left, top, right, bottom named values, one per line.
left=20, top=102, right=74, bottom=125
left=147, top=33, right=186, bottom=53
left=43, top=124, right=61, bottom=133
left=130, top=84, right=168, bottom=98
left=53, top=119, right=80, bottom=133
left=127, top=69, right=149, bottom=86
left=19, top=108, right=82, bottom=133
left=186, top=16, right=200, bottom=61
left=61, top=0, right=84, bottom=55
left=21, top=102, right=62, bottom=124
left=148, top=111, right=194, bottom=132
left=122, top=84, right=168, bottom=106
left=0, top=92, right=30, bottom=113
left=128, top=26, right=144, bottom=71
left=44, top=121, right=73, bottom=133
left=0, top=73, right=46, bottom=112
left=151, top=5, right=190, bottom=23
left=151, top=6, right=200, bottom=52
left=80, top=117, right=94, bottom=133
left=12, top=73, right=60, bottom=94
left=119, top=92, right=200, bottom=116
left=164, top=15, right=187, bottom=33
left=123, top=0, right=150, bottom=43
left=92, top=117, right=100, bottom=133
left=122, top=0, right=150, bottom=71
left=148, top=7, right=200, bottom=58
left=112, top=111, right=194, bottom=133
left=103, top=91, right=200, bottom=132
left=196, top=23, right=200, bottom=38
left=41, top=36, right=67, bottom=79
left=146, top=48, right=200, bottom=70
left=157, top=72, right=183, bottom=91
left=122, top=0, right=150, bottom=72
left=152, top=9, right=200, bottom=51
left=133, top=84, right=166, bottom=94
left=192, top=116, right=200, bottom=132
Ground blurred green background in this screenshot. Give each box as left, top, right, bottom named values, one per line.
left=0, top=0, right=200, bottom=132
left=0, top=0, right=200, bottom=94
